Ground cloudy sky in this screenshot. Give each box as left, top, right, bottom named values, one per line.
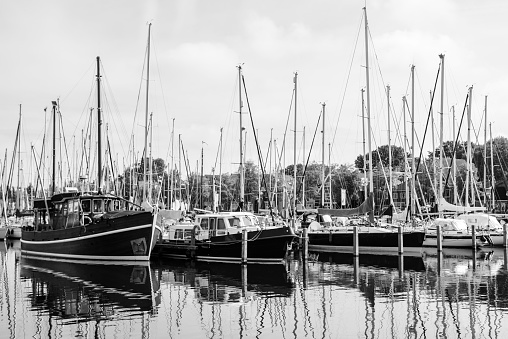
left=1, top=0, right=507, bottom=184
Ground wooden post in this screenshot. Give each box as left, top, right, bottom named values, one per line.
left=436, top=224, right=442, bottom=252
left=353, top=226, right=359, bottom=256
left=398, top=226, right=403, bottom=255
left=191, top=227, right=196, bottom=247
left=241, top=228, right=248, bottom=264
left=471, top=224, right=477, bottom=251
left=302, top=228, right=309, bottom=260
left=504, top=223, right=508, bottom=248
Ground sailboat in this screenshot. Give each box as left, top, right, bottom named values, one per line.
left=21, top=57, right=162, bottom=261
left=303, top=8, right=425, bottom=255
left=154, top=65, right=296, bottom=263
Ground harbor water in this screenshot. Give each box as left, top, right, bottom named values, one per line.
left=1, top=240, right=508, bottom=338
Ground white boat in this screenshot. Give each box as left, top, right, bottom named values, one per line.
left=423, top=218, right=489, bottom=248
left=458, top=213, right=505, bottom=246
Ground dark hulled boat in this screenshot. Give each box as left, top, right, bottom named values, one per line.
left=154, top=212, right=296, bottom=263
left=22, top=192, right=161, bottom=260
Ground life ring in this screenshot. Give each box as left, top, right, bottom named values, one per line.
left=83, top=216, right=92, bottom=225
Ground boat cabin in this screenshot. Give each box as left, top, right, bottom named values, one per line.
left=165, top=212, right=261, bottom=242
left=31, top=192, right=141, bottom=231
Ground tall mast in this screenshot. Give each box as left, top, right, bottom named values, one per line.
left=452, top=106, right=457, bottom=205
left=170, top=118, right=175, bottom=208
left=52, top=101, right=57, bottom=195
left=143, top=23, right=151, bottom=202
left=328, top=143, right=332, bottom=206
left=16, top=104, right=21, bottom=210
left=387, top=86, right=392, bottom=206
left=302, top=127, right=305, bottom=208
left=219, top=129, right=222, bottom=211
left=238, top=65, right=244, bottom=210
left=431, top=90, right=437, bottom=201
left=178, top=134, right=182, bottom=203
left=403, top=96, right=409, bottom=210
left=466, top=86, right=473, bottom=207
left=490, top=123, right=495, bottom=209
left=293, top=72, right=298, bottom=227
left=483, top=95, right=488, bottom=207
left=363, top=7, right=374, bottom=204
left=269, top=128, right=273, bottom=198
left=96, top=56, right=103, bottom=193
left=321, top=102, right=326, bottom=206
left=411, top=65, right=415, bottom=218
left=439, top=54, right=445, bottom=203
left=361, top=90, right=367, bottom=201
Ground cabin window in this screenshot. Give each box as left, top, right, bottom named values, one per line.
left=105, top=199, right=113, bottom=212
left=175, top=229, right=183, bottom=239
left=184, top=230, right=192, bottom=239
left=200, top=218, right=209, bottom=230
left=81, top=199, right=91, bottom=213
left=217, top=218, right=226, bottom=230
left=113, top=200, right=121, bottom=211
left=229, top=217, right=240, bottom=228
left=209, top=218, right=216, bottom=231
left=241, top=216, right=253, bottom=226
left=93, top=199, right=104, bottom=213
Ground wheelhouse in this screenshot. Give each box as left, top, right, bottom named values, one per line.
left=31, top=192, right=142, bottom=231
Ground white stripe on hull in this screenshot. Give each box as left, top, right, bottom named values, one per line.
left=21, top=223, right=153, bottom=245
left=21, top=250, right=150, bottom=261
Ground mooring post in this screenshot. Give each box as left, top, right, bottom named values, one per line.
left=471, top=225, right=477, bottom=251
left=353, top=226, right=359, bottom=256
left=504, top=223, right=508, bottom=248
left=437, top=224, right=442, bottom=252
left=302, top=228, right=309, bottom=260
left=241, top=228, right=248, bottom=264
left=398, top=226, right=403, bottom=255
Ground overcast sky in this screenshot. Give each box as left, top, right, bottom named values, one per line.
left=1, top=0, right=507, bottom=184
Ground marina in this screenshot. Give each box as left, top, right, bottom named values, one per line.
left=2, top=240, right=508, bottom=338
left=2, top=1, right=508, bottom=338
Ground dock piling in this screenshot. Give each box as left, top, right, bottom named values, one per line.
left=504, top=224, right=508, bottom=248
left=398, top=226, right=403, bottom=255
left=242, top=229, right=248, bottom=264
left=302, top=228, right=309, bottom=260
left=353, top=226, right=359, bottom=256
left=471, top=225, right=477, bottom=251
left=437, top=224, right=442, bottom=252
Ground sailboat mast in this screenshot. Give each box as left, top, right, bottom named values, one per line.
left=403, top=96, right=409, bottom=209
left=302, top=128, right=305, bottom=208
left=483, top=95, right=488, bottom=207
left=238, top=65, right=244, bottom=210
left=411, top=65, right=415, bottom=217
left=218, top=129, right=222, bottom=210
left=466, top=86, right=472, bottom=206
left=170, top=118, right=175, bottom=208
left=363, top=7, right=374, bottom=202
left=387, top=86, right=392, bottom=205
left=52, top=101, right=57, bottom=195
left=321, top=102, right=326, bottom=206
left=143, top=23, right=151, bottom=202
left=452, top=106, right=457, bottom=205
left=490, top=123, right=495, bottom=208
left=293, top=72, right=298, bottom=226
left=439, top=54, right=445, bottom=202
left=361, top=90, right=367, bottom=201
left=95, top=58, right=103, bottom=193
left=16, top=104, right=21, bottom=211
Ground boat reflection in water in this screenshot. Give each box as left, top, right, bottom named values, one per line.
left=20, top=256, right=160, bottom=333
left=152, top=260, right=294, bottom=303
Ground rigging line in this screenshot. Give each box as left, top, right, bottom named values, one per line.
left=409, top=62, right=441, bottom=217
left=277, top=89, right=295, bottom=168
left=128, top=32, right=150, bottom=159
left=58, top=110, right=74, bottom=184
left=241, top=75, right=275, bottom=222
left=61, top=60, right=95, bottom=104
left=330, top=14, right=363, bottom=152
left=296, top=112, right=321, bottom=199
left=443, top=93, right=469, bottom=192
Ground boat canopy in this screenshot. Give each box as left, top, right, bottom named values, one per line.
left=431, top=218, right=469, bottom=232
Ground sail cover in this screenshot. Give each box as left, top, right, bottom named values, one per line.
left=437, top=197, right=486, bottom=213
left=318, top=194, right=374, bottom=221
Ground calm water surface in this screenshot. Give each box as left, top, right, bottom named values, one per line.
left=1, top=240, right=508, bottom=338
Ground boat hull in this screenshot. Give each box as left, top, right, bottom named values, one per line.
left=21, top=211, right=160, bottom=261
left=422, top=233, right=488, bottom=248
left=153, top=226, right=296, bottom=263
left=308, top=229, right=425, bottom=255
